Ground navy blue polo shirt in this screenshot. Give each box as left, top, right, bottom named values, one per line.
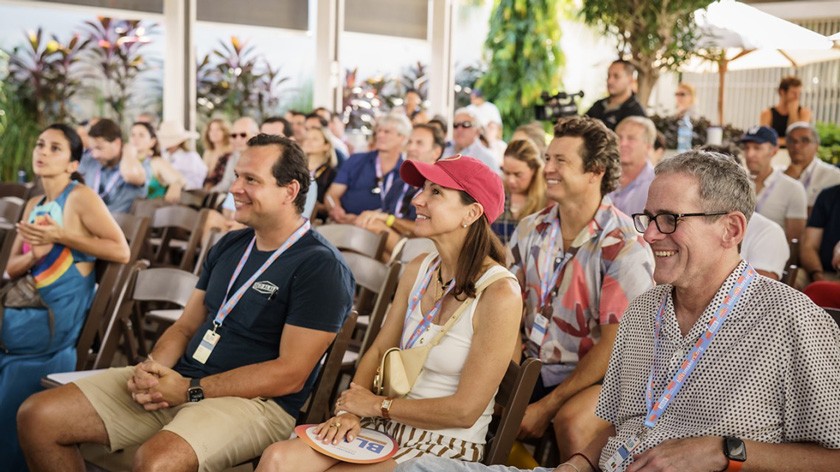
left=807, top=184, right=840, bottom=274
left=333, top=150, right=403, bottom=215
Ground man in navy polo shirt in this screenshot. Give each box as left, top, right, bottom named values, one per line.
left=18, top=134, right=355, bottom=472
left=325, top=113, right=411, bottom=223
left=78, top=118, right=149, bottom=213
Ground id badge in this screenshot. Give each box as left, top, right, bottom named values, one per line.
left=603, top=429, right=646, bottom=472
left=528, top=312, right=550, bottom=346
left=192, top=329, right=221, bottom=364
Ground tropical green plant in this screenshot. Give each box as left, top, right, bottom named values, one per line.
left=580, top=0, right=708, bottom=106
left=196, top=36, right=290, bottom=121
left=816, top=121, right=840, bottom=166
left=0, top=77, right=42, bottom=182
left=6, top=28, right=90, bottom=125
left=82, top=16, right=155, bottom=127
left=477, top=0, right=564, bottom=137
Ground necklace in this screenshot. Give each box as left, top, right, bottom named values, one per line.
left=433, top=266, right=455, bottom=322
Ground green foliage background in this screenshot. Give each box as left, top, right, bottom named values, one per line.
left=477, top=0, right=564, bottom=137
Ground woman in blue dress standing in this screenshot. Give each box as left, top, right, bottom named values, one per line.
left=0, top=124, right=130, bottom=469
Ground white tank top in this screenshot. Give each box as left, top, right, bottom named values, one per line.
left=400, top=252, right=515, bottom=444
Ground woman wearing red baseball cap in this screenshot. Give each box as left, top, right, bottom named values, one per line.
left=258, top=155, right=523, bottom=470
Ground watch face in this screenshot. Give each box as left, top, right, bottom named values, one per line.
left=188, top=387, right=204, bottom=403
left=725, top=436, right=746, bottom=461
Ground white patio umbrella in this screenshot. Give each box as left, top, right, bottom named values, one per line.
left=682, top=0, right=840, bottom=124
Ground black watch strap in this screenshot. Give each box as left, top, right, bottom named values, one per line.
left=187, top=378, right=204, bottom=402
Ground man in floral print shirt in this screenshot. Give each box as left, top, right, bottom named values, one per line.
left=508, top=116, right=654, bottom=459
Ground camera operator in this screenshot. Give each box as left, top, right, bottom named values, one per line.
left=584, top=60, right=647, bottom=131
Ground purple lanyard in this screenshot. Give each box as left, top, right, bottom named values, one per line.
left=393, top=183, right=411, bottom=218
left=212, top=220, right=311, bottom=329
left=539, top=214, right=568, bottom=309
left=93, top=167, right=122, bottom=199
left=402, top=257, right=455, bottom=349
left=644, top=264, right=756, bottom=428
left=755, top=174, right=779, bottom=213
left=375, top=156, right=396, bottom=205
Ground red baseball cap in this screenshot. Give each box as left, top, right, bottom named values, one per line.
left=400, top=154, right=505, bottom=223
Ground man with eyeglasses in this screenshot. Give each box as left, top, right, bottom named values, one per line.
left=443, top=108, right=499, bottom=173
left=211, top=117, right=259, bottom=193
left=507, top=116, right=654, bottom=461
left=783, top=122, right=840, bottom=210
left=739, top=126, right=807, bottom=241
left=398, top=151, right=840, bottom=472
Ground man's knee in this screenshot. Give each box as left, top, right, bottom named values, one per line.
left=17, top=385, right=99, bottom=444
left=133, top=432, right=198, bottom=472
left=258, top=441, right=301, bottom=472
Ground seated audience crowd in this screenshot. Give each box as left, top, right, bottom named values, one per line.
left=1, top=63, right=839, bottom=472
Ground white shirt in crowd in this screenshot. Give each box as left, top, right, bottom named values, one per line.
left=741, top=212, right=789, bottom=279
left=795, top=158, right=840, bottom=207
left=165, top=148, right=208, bottom=190
left=754, top=168, right=807, bottom=229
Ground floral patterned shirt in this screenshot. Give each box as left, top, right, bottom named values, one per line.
left=508, top=197, right=655, bottom=386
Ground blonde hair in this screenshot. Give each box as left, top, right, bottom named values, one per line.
left=307, top=126, right=338, bottom=169
left=504, top=139, right=547, bottom=218
left=202, top=118, right=231, bottom=151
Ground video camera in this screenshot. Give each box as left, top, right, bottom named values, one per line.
left=534, top=91, right=584, bottom=122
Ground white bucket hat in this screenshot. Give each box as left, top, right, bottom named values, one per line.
left=157, top=121, right=199, bottom=149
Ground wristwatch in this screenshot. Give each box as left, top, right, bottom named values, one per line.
left=380, top=398, right=393, bottom=420
left=723, top=436, right=746, bottom=471
left=187, top=378, right=204, bottom=403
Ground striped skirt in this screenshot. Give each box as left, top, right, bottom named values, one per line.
left=360, top=417, right=484, bottom=464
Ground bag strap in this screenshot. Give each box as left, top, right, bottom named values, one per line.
left=426, top=269, right=514, bottom=348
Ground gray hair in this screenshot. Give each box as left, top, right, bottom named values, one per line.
left=786, top=121, right=820, bottom=145
left=616, top=116, right=657, bottom=146
left=377, top=112, right=413, bottom=138
left=454, top=107, right=484, bottom=129
left=655, top=150, right=755, bottom=223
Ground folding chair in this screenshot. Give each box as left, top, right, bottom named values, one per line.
left=339, top=253, right=401, bottom=369
left=391, top=237, right=436, bottom=266
left=74, top=214, right=151, bottom=370
left=0, top=182, right=30, bottom=200
left=192, top=227, right=225, bottom=276
left=317, top=224, right=387, bottom=260
left=0, top=197, right=24, bottom=224
left=0, top=222, right=16, bottom=286
left=149, top=205, right=209, bottom=270
left=483, top=358, right=542, bottom=465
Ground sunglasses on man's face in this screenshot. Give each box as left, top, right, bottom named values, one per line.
left=453, top=121, right=474, bottom=129
left=230, top=132, right=249, bottom=139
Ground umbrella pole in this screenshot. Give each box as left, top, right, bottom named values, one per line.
left=717, top=59, right=728, bottom=126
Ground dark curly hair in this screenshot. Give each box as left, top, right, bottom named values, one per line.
left=552, top=116, right=621, bottom=196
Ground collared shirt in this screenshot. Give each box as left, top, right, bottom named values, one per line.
left=754, top=168, right=807, bottom=228
left=508, top=198, right=655, bottom=386
left=741, top=212, right=788, bottom=279
left=78, top=153, right=150, bottom=214
left=807, top=184, right=840, bottom=273
left=607, top=161, right=655, bottom=217
left=165, top=148, right=208, bottom=190
left=795, top=158, right=840, bottom=207
left=333, top=150, right=404, bottom=216
left=596, top=261, right=840, bottom=471
left=443, top=140, right=500, bottom=174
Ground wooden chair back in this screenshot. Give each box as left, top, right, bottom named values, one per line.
left=300, top=311, right=358, bottom=425
left=392, top=237, right=435, bottom=266
left=340, top=252, right=401, bottom=362
left=317, top=224, right=387, bottom=260
left=0, top=197, right=24, bottom=224
left=150, top=205, right=209, bottom=270
left=0, top=223, right=16, bottom=285
left=193, top=228, right=225, bottom=276
left=0, top=183, right=30, bottom=200
left=483, top=358, right=542, bottom=465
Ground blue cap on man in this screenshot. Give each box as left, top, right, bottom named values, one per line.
left=739, top=126, right=778, bottom=146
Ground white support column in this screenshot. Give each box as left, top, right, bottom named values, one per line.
left=429, top=0, right=455, bottom=126
left=162, top=0, right=196, bottom=131
left=314, top=0, right=344, bottom=112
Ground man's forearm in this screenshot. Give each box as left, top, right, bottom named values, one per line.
left=740, top=440, right=840, bottom=471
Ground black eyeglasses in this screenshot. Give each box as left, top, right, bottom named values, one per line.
left=230, top=132, right=248, bottom=139
left=453, top=121, right=474, bottom=129
left=632, top=211, right=729, bottom=234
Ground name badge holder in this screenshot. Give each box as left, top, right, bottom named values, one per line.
left=192, top=220, right=311, bottom=364
left=602, top=265, right=756, bottom=472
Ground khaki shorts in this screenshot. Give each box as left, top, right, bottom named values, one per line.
left=74, top=366, right=295, bottom=472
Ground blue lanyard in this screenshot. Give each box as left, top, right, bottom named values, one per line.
left=402, top=257, right=455, bottom=349
left=644, top=264, right=756, bottom=428
left=375, top=156, right=396, bottom=205
left=93, top=167, right=122, bottom=199
left=393, top=183, right=411, bottom=218
left=212, top=220, right=310, bottom=329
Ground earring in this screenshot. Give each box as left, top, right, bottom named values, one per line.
left=462, top=223, right=467, bottom=228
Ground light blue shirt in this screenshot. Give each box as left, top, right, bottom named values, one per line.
left=607, top=161, right=655, bottom=217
